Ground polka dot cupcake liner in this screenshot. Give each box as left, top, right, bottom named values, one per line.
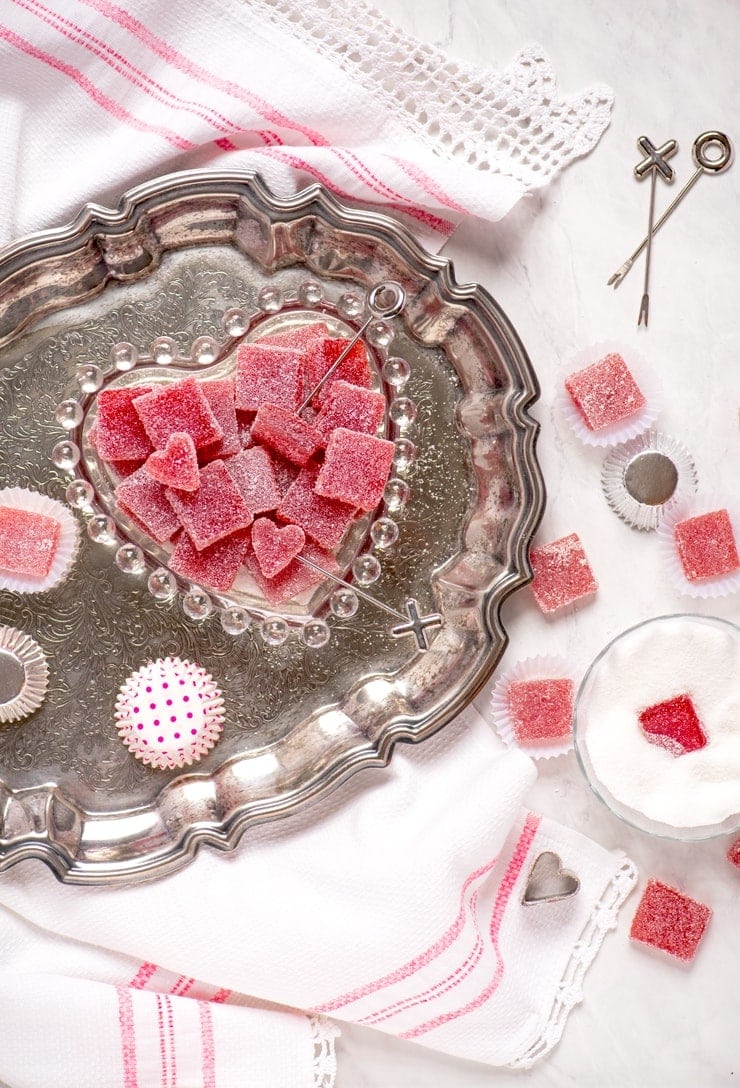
left=489, top=654, right=578, bottom=760
left=557, top=341, right=662, bottom=449
left=115, top=657, right=225, bottom=770
left=0, top=487, right=81, bottom=594
left=657, top=496, right=740, bottom=599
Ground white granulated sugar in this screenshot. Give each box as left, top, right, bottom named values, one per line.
left=580, top=616, right=740, bottom=827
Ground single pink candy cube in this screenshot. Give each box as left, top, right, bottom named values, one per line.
left=134, top=377, right=223, bottom=451
left=250, top=403, right=321, bottom=466
left=116, top=467, right=181, bottom=543
left=277, top=465, right=356, bottom=551
left=674, top=509, right=739, bottom=582
left=0, top=506, right=61, bottom=578
left=506, top=678, right=574, bottom=745
left=243, top=538, right=337, bottom=604
left=224, top=446, right=281, bottom=514
left=259, top=322, right=329, bottom=355
left=314, top=380, right=386, bottom=442
left=529, top=533, right=598, bottom=613
left=630, top=879, right=711, bottom=963
left=564, top=354, right=646, bottom=431
left=251, top=517, right=306, bottom=578
left=235, top=343, right=306, bottom=413
left=306, top=338, right=372, bottom=407
left=638, top=694, right=707, bottom=756
left=315, top=428, right=395, bottom=511
left=145, top=432, right=200, bottom=492
left=95, top=386, right=153, bottom=461
left=166, top=460, right=253, bottom=551
left=199, top=379, right=241, bottom=461
left=170, top=529, right=250, bottom=592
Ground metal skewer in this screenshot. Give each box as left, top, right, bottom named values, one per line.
left=632, top=136, right=677, bottom=327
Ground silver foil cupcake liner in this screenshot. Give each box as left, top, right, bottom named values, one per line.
left=0, top=626, right=49, bottom=724
left=601, top=431, right=698, bottom=531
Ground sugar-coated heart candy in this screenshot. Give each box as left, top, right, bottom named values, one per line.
left=243, top=538, right=337, bottom=604
left=251, top=517, right=306, bottom=578
left=145, top=432, right=200, bottom=491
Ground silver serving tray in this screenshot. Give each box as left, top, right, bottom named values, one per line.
left=0, top=172, right=544, bottom=884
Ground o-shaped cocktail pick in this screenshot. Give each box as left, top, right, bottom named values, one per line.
left=634, top=136, right=678, bottom=327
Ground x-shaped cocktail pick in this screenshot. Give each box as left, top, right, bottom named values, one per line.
left=633, top=136, right=678, bottom=327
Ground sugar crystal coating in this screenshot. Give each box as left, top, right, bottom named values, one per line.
left=674, top=509, right=739, bottom=582
left=565, top=354, right=646, bottom=431
left=235, top=343, right=306, bottom=413
left=629, top=879, right=711, bottom=962
left=727, top=840, right=740, bottom=869
left=224, top=446, right=281, bottom=514
left=199, top=379, right=241, bottom=461
left=166, top=460, right=253, bottom=551
left=638, top=694, right=707, bottom=756
left=116, top=467, right=181, bottom=543
left=278, top=464, right=356, bottom=551
left=307, top=338, right=372, bottom=407
left=134, top=376, right=223, bottom=450
left=314, top=380, right=386, bottom=442
left=529, top=532, right=598, bottom=613
left=95, top=386, right=154, bottom=461
left=259, top=322, right=329, bottom=355
left=243, top=537, right=337, bottom=604
left=315, top=428, right=395, bottom=511
left=170, top=529, right=250, bottom=591
left=0, top=506, right=61, bottom=577
left=250, top=403, right=321, bottom=466
left=251, top=517, right=306, bottom=578
left=506, top=678, right=574, bottom=744
left=145, top=432, right=200, bottom=491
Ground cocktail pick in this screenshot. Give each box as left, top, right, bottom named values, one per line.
left=633, top=136, right=678, bottom=327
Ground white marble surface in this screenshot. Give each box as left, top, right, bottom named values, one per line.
left=334, top=0, right=740, bottom=1084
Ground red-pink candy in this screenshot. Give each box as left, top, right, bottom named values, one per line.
left=199, top=379, right=241, bottom=461
left=224, top=446, right=281, bottom=514
left=529, top=533, right=598, bottom=613
left=638, top=694, right=707, bottom=756
left=95, top=386, right=154, bottom=461
left=116, top=467, right=181, bottom=543
left=629, top=879, right=711, bottom=963
left=243, top=537, right=337, bottom=604
left=251, top=517, right=306, bottom=578
left=0, top=506, right=61, bottom=577
left=315, top=428, right=395, bottom=511
left=133, top=377, right=223, bottom=450
left=674, top=509, right=739, bottom=582
left=278, top=464, right=356, bottom=551
left=250, top=403, right=321, bottom=466
left=271, top=454, right=301, bottom=500
left=166, top=460, right=253, bottom=551
left=259, top=322, right=329, bottom=354
left=564, top=354, right=646, bottom=431
left=170, top=529, right=250, bottom=592
left=145, top=432, right=200, bottom=491
left=506, top=678, right=574, bottom=744
left=727, top=840, right=740, bottom=869
left=314, top=380, right=386, bottom=442
left=235, top=343, right=306, bottom=413
left=307, top=338, right=372, bottom=407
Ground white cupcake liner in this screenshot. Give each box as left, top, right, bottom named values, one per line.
left=601, top=431, right=698, bottom=532
left=657, top=497, right=740, bottom=599
left=0, top=487, right=81, bottom=594
left=0, top=625, right=49, bottom=724
left=489, top=654, right=577, bottom=759
left=557, top=340, right=662, bottom=448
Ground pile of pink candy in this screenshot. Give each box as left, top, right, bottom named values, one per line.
left=91, top=324, right=395, bottom=603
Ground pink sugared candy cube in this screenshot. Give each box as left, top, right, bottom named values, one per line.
left=307, top=338, right=372, bottom=407
left=235, top=343, right=305, bottom=413
left=314, top=380, right=386, bottom=442
left=167, top=460, right=253, bottom=550
left=200, top=379, right=241, bottom=461
left=630, top=879, right=711, bottom=963
left=116, top=467, right=181, bottom=543
left=243, top=538, right=336, bottom=605
left=315, top=428, right=395, bottom=511
left=134, top=377, right=223, bottom=450
left=250, top=403, right=321, bottom=466
left=506, top=678, right=574, bottom=745
left=145, top=432, right=200, bottom=492
left=278, top=465, right=356, bottom=551
left=259, top=322, right=329, bottom=356
left=529, top=533, right=598, bottom=613
left=251, top=517, right=306, bottom=578
left=225, top=446, right=281, bottom=515
left=564, top=354, right=646, bottom=431
left=674, top=509, right=739, bottom=582
left=94, top=386, right=153, bottom=461
left=170, top=529, right=250, bottom=592
left=727, top=840, right=740, bottom=869
left=638, top=694, right=707, bottom=756
left=0, top=506, right=61, bottom=578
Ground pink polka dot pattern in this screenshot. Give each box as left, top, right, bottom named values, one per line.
left=115, top=657, right=225, bottom=770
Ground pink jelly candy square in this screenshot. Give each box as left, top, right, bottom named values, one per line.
left=529, top=533, right=598, bottom=613
left=235, top=343, right=306, bottom=413
left=166, top=460, right=253, bottom=550
left=243, top=537, right=337, bottom=604
left=134, top=377, right=223, bottom=451
left=199, top=379, right=241, bottom=461
left=306, top=338, right=372, bottom=407
left=95, top=386, right=154, bottom=461
left=170, top=529, right=250, bottom=592
left=259, top=322, right=329, bottom=355
left=674, top=509, right=739, bottom=582
left=727, top=840, right=740, bottom=869
left=277, top=464, right=356, bottom=551
left=638, top=694, right=707, bottom=756
left=314, top=380, right=386, bottom=442
left=506, top=678, right=574, bottom=745
left=315, top=428, right=395, bottom=511
left=250, top=403, right=321, bottom=466
left=145, top=432, right=200, bottom=491
left=224, top=446, right=281, bottom=514
left=0, top=506, right=61, bottom=578
left=630, top=879, right=712, bottom=963
left=116, top=467, right=181, bottom=543
left=564, top=354, right=646, bottom=431
left=251, top=517, right=306, bottom=578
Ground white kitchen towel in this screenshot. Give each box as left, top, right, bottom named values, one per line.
left=0, top=707, right=637, bottom=1086
left=0, top=0, right=612, bottom=249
